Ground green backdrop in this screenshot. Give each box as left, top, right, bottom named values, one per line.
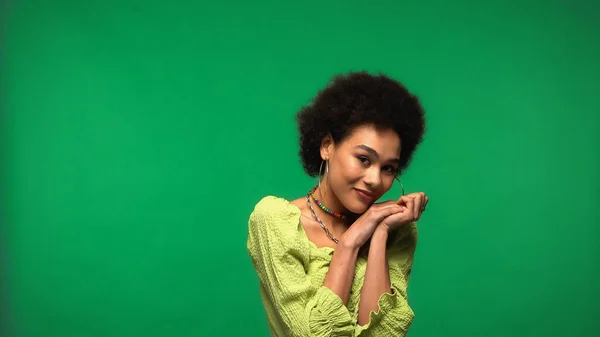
left=1, top=1, right=598, bottom=336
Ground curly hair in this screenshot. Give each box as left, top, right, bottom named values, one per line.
left=296, top=71, right=426, bottom=177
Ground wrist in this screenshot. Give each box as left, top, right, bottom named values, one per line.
left=376, top=222, right=391, bottom=234
left=338, top=236, right=361, bottom=255
left=339, top=229, right=367, bottom=250
left=373, top=225, right=389, bottom=240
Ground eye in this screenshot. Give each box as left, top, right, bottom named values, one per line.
left=382, top=165, right=399, bottom=174
left=357, top=156, right=370, bottom=165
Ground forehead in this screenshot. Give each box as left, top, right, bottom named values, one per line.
left=340, top=125, right=401, bottom=155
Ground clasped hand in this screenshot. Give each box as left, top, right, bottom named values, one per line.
left=343, top=192, right=429, bottom=248
left=377, top=192, right=429, bottom=232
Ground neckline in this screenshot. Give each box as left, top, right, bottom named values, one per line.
left=284, top=198, right=336, bottom=254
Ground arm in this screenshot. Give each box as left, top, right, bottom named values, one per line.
left=357, top=226, right=392, bottom=325
left=323, top=198, right=408, bottom=307
left=354, top=223, right=418, bottom=337
left=247, top=197, right=355, bottom=337
left=355, top=194, right=426, bottom=334
left=358, top=196, right=416, bottom=325
left=323, top=240, right=361, bottom=306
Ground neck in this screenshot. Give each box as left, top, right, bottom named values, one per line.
left=314, top=182, right=351, bottom=228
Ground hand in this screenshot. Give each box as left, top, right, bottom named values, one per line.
left=379, top=192, right=429, bottom=232
left=401, top=192, right=428, bottom=221
left=341, top=201, right=406, bottom=248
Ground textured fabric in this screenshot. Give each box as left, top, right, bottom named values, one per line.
left=247, top=196, right=418, bottom=337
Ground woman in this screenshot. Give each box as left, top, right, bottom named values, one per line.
left=247, top=71, right=428, bottom=337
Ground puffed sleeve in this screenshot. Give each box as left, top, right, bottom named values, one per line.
left=355, top=223, right=418, bottom=337
left=247, top=196, right=355, bottom=337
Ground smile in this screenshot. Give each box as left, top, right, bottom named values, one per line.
left=354, top=188, right=375, bottom=202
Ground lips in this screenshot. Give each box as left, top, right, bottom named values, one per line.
left=354, top=188, right=376, bottom=202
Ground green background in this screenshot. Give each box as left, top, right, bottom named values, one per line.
left=1, top=1, right=599, bottom=336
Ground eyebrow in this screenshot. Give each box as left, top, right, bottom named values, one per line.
left=356, top=145, right=400, bottom=163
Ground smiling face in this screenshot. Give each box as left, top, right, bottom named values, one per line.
left=321, top=124, right=402, bottom=214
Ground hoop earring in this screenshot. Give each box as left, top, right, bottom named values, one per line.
left=318, top=160, right=326, bottom=190
left=395, top=176, right=405, bottom=196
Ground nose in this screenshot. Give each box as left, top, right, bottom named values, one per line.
left=363, top=166, right=382, bottom=188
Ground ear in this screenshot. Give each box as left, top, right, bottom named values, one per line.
left=320, top=133, right=333, bottom=160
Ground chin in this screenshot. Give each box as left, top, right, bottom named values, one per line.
left=343, top=200, right=371, bottom=215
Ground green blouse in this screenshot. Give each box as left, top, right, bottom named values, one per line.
left=247, top=196, right=418, bottom=337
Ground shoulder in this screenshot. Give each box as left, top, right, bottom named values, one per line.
left=247, top=196, right=309, bottom=257
left=250, top=196, right=300, bottom=221
left=248, top=196, right=302, bottom=235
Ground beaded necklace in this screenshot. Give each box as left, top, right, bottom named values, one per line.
left=308, top=186, right=347, bottom=220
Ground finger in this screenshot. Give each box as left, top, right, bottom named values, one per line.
left=384, top=209, right=411, bottom=222
left=375, top=204, right=405, bottom=221
left=413, top=193, right=423, bottom=218
left=385, top=204, right=408, bottom=213
left=421, top=195, right=428, bottom=212
left=375, top=202, right=404, bottom=211
left=374, top=200, right=400, bottom=208
left=404, top=197, right=415, bottom=221
left=396, top=195, right=407, bottom=206
left=376, top=200, right=396, bottom=205
left=399, top=195, right=416, bottom=217
left=404, top=193, right=427, bottom=204
left=387, top=200, right=408, bottom=210
left=417, top=192, right=429, bottom=220
left=397, top=195, right=413, bottom=205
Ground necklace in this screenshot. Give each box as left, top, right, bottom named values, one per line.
left=306, top=194, right=339, bottom=244
left=308, top=186, right=346, bottom=219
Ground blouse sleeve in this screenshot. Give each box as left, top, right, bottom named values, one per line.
left=247, top=196, right=355, bottom=337
left=355, top=222, right=419, bottom=337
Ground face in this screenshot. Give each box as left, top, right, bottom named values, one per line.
left=321, top=124, right=401, bottom=214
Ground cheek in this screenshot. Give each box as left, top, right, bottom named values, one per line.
left=382, top=177, right=395, bottom=191
left=329, top=159, right=362, bottom=189
left=338, top=158, right=362, bottom=178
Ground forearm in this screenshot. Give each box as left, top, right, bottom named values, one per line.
left=358, top=226, right=391, bottom=325
left=322, top=239, right=360, bottom=306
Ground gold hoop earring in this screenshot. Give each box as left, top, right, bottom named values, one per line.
left=395, top=176, right=405, bottom=196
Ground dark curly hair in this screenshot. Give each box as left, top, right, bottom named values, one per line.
left=296, top=71, right=426, bottom=177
